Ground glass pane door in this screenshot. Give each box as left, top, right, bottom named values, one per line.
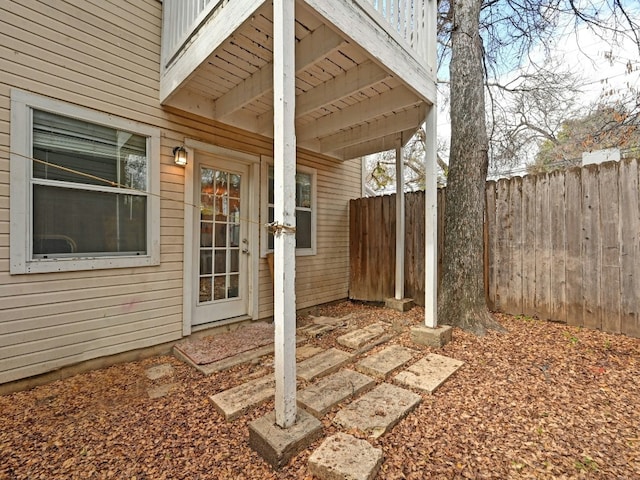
left=198, top=166, right=242, bottom=305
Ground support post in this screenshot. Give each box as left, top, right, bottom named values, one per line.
left=395, top=138, right=405, bottom=300
left=273, top=0, right=297, bottom=428
left=424, top=106, right=438, bottom=328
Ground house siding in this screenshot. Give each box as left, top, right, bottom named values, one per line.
left=0, top=0, right=361, bottom=385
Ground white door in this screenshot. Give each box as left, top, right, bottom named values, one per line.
left=193, top=154, right=249, bottom=325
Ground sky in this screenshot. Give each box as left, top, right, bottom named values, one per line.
left=436, top=10, right=640, bottom=171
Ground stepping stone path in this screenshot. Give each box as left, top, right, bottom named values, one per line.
left=209, top=375, right=275, bottom=420
left=394, top=353, right=464, bottom=394
left=337, top=322, right=387, bottom=349
left=298, top=369, right=375, bottom=418
left=332, top=383, right=422, bottom=438
left=356, top=345, right=417, bottom=378
left=297, top=348, right=353, bottom=381
left=309, top=433, right=382, bottom=480
left=181, top=318, right=465, bottom=478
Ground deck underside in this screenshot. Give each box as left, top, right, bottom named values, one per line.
left=161, top=0, right=436, bottom=160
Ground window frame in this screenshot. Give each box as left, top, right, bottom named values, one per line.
left=10, top=89, right=161, bottom=274
left=260, top=157, right=317, bottom=257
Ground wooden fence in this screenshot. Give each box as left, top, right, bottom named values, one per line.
left=349, top=189, right=446, bottom=306
left=349, top=158, right=640, bottom=337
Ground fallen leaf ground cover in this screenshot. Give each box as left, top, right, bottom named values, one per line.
left=1, top=302, right=639, bottom=479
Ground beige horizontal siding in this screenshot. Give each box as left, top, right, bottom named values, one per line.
left=0, top=0, right=361, bottom=385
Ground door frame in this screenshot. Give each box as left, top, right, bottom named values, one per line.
left=182, top=139, right=260, bottom=336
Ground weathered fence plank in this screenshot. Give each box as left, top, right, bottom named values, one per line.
left=508, top=177, right=523, bottom=313
left=495, top=179, right=510, bottom=311
left=582, top=164, right=602, bottom=331
left=564, top=167, right=583, bottom=327
left=485, top=182, right=497, bottom=310
left=549, top=170, right=567, bottom=323
left=535, top=174, right=552, bottom=320
left=521, top=175, right=537, bottom=317
left=619, top=159, right=640, bottom=337
left=405, top=192, right=425, bottom=304
left=600, top=162, right=621, bottom=333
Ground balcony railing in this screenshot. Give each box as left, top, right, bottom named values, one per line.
left=161, top=0, right=431, bottom=73
left=366, top=0, right=429, bottom=60
left=161, top=0, right=227, bottom=71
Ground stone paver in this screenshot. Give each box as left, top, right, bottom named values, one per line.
left=308, top=433, right=382, bottom=480
left=147, top=383, right=178, bottom=399
left=337, top=322, right=387, bottom=349
left=296, top=344, right=324, bottom=361
left=356, top=345, right=417, bottom=378
left=298, top=324, right=337, bottom=338
left=298, top=369, right=375, bottom=418
left=394, top=353, right=464, bottom=394
left=249, top=409, right=323, bottom=469
left=333, top=383, right=421, bottom=438
left=209, top=375, right=274, bottom=420
left=310, top=314, right=352, bottom=326
left=297, top=348, right=353, bottom=382
left=145, top=363, right=175, bottom=381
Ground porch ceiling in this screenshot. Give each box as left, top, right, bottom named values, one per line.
left=162, top=1, right=432, bottom=161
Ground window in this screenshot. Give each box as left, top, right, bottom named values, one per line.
left=261, top=160, right=316, bottom=256
left=10, top=90, right=160, bottom=274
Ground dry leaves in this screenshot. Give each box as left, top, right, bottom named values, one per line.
left=1, top=304, right=639, bottom=479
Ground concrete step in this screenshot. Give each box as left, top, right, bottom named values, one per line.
left=209, top=375, right=275, bottom=420
left=394, top=353, right=464, bottom=394
left=298, top=369, right=375, bottom=418
left=333, top=383, right=421, bottom=438
left=337, top=322, right=387, bottom=350
left=297, top=348, right=354, bottom=382
left=356, top=345, right=418, bottom=378
left=308, top=433, right=382, bottom=480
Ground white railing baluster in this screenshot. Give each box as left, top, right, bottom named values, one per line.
left=363, top=0, right=428, bottom=64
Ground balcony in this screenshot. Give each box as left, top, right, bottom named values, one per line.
left=160, top=0, right=437, bottom=160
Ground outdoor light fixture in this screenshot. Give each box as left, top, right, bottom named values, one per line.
left=173, top=145, right=187, bottom=166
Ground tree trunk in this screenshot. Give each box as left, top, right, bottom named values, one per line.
left=438, top=0, right=505, bottom=335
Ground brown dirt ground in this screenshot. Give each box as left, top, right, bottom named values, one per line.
left=1, top=301, right=639, bottom=480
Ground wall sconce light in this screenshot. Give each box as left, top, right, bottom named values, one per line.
left=173, top=145, right=187, bottom=166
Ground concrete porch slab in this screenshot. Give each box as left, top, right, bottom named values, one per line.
left=298, top=369, right=375, bottom=418
left=394, top=353, right=464, bottom=394
left=337, top=322, right=387, bottom=350
left=356, top=345, right=418, bottom=378
left=209, top=375, right=275, bottom=420
left=297, top=348, right=353, bottom=382
left=333, top=383, right=421, bottom=438
left=308, top=433, right=383, bottom=480
left=249, top=409, right=323, bottom=469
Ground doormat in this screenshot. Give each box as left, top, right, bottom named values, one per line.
left=175, top=322, right=275, bottom=365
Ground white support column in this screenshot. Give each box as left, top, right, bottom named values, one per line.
left=273, top=0, right=297, bottom=428
left=395, top=138, right=405, bottom=300
left=424, top=105, right=438, bottom=328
